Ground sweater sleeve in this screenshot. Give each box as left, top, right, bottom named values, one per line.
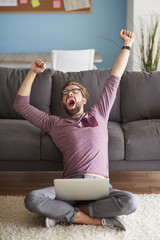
left=91, top=75, right=120, bottom=121
left=14, top=94, right=52, bottom=132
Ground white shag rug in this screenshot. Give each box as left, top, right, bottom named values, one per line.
left=0, top=194, right=160, bottom=240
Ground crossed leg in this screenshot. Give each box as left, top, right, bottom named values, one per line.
left=24, top=185, right=137, bottom=226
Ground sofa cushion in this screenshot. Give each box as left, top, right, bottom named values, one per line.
left=108, top=121, right=124, bottom=161
left=0, top=67, right=53, bottom=119
left=0, top=119, right=41, bottom=161
left=122, top=119, right=160, bottom=161
left=121, top=71, right=160, bottom=123
left=51, top=69, right=121, bottom=122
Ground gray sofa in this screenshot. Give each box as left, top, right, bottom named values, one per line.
left=1, top=66, right=160, bottom=171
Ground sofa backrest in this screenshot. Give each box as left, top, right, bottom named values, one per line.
left=50, top=69, right=121, bottom=122
left=121, top=71, right=160, bottom=123
left=2, top=66, right=160, bottom=124
left=0, top=67, right=53, bottom=119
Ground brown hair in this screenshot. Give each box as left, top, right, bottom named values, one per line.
left=61, top=80, right=89, bottom=99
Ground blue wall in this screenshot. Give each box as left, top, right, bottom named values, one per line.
left=0, top=0, right=127, bottom=69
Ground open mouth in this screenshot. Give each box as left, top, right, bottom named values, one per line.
left=67, top=98, right=75, bottom=108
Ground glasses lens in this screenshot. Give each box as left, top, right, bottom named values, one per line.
left=62, top=89, right=69, bottom=95
left=71, top=88, right=80, bottom=94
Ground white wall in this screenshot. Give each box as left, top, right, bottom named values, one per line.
left=127, top=0, right=160, bottom=70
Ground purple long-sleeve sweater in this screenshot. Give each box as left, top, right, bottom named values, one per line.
left=14, top=75, right=120, bottom=178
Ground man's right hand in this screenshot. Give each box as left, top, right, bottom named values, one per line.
left=30, top=59, right=46, bottom=74
left=17, top=59, right=46, bottom=96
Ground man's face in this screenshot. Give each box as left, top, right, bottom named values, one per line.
left=62, top=85, right=87, bottom=116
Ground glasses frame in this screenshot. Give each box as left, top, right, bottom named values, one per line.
left=62, top=88, right=82, bottom=96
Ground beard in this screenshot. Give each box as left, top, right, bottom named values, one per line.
left=63, top=102, right=82, bottom=116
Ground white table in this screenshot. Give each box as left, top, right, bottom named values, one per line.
left=0, top=52, right=102, bottom=68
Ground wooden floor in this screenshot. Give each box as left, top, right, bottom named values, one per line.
left=0, top=171, right=160, bottom=196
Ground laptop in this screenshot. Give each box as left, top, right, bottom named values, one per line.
left=54, top=178, right=109, bottom=201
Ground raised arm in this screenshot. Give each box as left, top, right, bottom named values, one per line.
left=111, top=29, right=134, bottom=78
left=14, top=59, right=52, bottom=132
left=18, top=59, right=46, bottom=96
left=92, top=30, right=134, bottom=120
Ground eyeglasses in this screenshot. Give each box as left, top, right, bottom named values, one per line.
left=62, top=88, right=81, bottom=96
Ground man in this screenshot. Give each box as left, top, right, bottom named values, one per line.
left=14, top=29, right=137, bottom=230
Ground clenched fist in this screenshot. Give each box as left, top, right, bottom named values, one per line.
left=30, top=59, right=46, bottom=74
